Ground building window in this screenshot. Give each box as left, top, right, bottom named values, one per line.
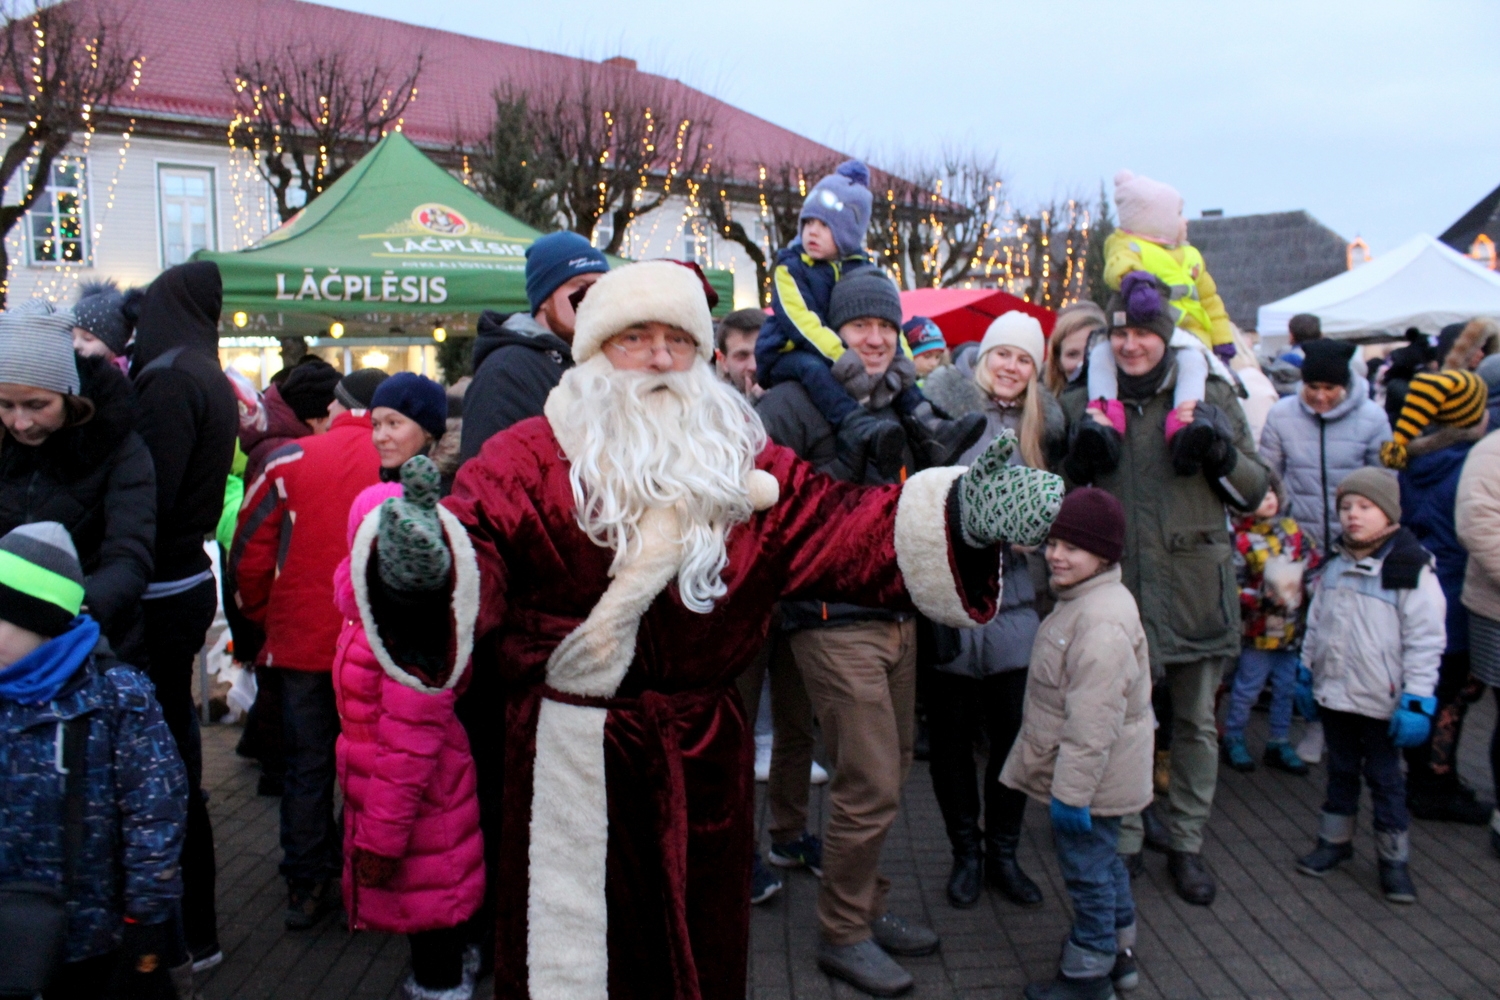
left=159, top=166, right=216, bottom=265
left=27, top=158, right=88, bottom=265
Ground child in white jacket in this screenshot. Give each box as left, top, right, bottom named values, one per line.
left=1294, top=468, right=1445, bottom=903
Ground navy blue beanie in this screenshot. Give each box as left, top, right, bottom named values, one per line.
left=525, top=232, right=609, bottom=314
left=370, top=371, right=447, bottom=439
left=799, top=160, right=874, bottom=257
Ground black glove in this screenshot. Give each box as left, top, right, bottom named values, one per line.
left=1196, top=402, right=1239, bottom=480
left=1063, top=419, right=1122, bottom=485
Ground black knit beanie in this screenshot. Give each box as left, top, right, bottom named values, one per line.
left=280, top=359, right=342, bottom=421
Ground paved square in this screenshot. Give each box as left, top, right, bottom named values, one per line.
left=195, top=696, right=1500, bottom=999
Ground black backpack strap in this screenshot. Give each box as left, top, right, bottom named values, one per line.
left=59, top=717, right=89, bottom=897
left=137, top=345, right=186, bottom=377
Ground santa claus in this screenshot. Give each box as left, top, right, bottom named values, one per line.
left=354, top=260, right=1063, bottom=1000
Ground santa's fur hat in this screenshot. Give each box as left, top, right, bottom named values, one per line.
left=1114, top=169, right=1185, bottom=246
left=571, top=260, right=715, bottom=364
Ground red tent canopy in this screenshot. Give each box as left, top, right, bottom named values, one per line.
left=900, top=288, right=1056, bottom=345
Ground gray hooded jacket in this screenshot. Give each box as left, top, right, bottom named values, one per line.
left=1257, top=376, right=1391, bottom=553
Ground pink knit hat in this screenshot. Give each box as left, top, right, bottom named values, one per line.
left=1114, top=169, right=1184, bottom=247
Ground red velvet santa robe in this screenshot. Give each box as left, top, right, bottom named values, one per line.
left=351, top=415, right=999, bottom=1000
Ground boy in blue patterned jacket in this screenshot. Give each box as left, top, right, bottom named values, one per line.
left=756, top=160, right=984, bottom=474
left=0, top=523, right=189, bottom=997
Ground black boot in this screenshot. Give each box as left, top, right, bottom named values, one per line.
left=1169, top=417, right=1219, bottom=476
left=1141, top=804, right=1171, bottom=854
left=947, top=849, right=983, bottom=908
left=835, top=409, right=906, bottom=481
left=987, top=833, right=1043, bottom=907
left=901, top=400, right=986, bottom=468
left=1063, top=420, right=1122, bottom=485
left=1166, top=850, right=1216, bottom=906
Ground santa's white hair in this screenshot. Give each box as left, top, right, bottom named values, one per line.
left=550, top=353, right=767, bottom=613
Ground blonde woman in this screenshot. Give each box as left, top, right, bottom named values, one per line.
left=920, top=311, right=1065, bottom=908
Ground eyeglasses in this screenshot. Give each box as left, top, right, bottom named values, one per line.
left=604, top=328, right=699, bottom=360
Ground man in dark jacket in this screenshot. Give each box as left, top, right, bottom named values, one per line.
left=755, top=271, right=935, bottom=997
left=232, top=369, right=385, bottom=928
left=129, top=259, right=237, bottom=969
left=1061, top=274, right=1269, bottom=908
left=458, top=231, right=609, bottom=462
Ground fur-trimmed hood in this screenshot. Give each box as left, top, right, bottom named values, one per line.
left=1443, top=317, right=1500, bottom=369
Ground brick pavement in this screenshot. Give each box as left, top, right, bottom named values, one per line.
left=195, top=697, right=1500, bottom=1000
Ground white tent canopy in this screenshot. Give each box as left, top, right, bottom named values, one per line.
left=1257, top=234, right=1500, bottom=339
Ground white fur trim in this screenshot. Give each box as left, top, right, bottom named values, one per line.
left=527, top=698, right=610, bottom=1000
left=894, top=466, right=992, bottom=628
left=570, top=261, right=714, bottom=364
left=350, top=502, right=480, bottom=694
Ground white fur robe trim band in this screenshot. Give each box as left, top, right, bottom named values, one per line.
left=893, top=465, right=994, bottom=628
left=351, top=502, right=480, bottom=694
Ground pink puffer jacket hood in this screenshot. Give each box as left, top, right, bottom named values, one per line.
left=332, top=481, right=484, bottom=934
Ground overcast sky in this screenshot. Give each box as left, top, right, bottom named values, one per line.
left=328, top=0, right=1499, bottom=255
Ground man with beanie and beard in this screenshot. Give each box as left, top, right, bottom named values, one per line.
left=129, top=259, right=237, bottom=970
left=352, top=260, right=1062, bottom=1000
left=231, top=367, right=386, bottom=929
left=459, top=230, right=609, bottom=462
left=1061, top=272, right=1269, bottom=908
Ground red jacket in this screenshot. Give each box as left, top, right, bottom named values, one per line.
left=231, top=411, right=380, bottom=672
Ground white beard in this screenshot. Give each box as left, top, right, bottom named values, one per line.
left=550, top=355, right=768, bottom=613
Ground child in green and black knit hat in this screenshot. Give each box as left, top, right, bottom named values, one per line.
left=0, top=522, right=190, bottom=997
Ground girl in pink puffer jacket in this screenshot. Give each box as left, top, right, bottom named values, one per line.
left=333, top=480, right=485, bottom=999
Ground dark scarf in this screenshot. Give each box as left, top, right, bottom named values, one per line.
left=1117, top=350, right=1174, bottom=403
left=830, top=351, right=916, bottom=411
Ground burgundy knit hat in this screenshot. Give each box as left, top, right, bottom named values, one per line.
left=1048, top=487, right=1126, bottom=563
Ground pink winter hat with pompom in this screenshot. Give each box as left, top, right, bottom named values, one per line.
left=1114, top=170, right=1185, bottom=246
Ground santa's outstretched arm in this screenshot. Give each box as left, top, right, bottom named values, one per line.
left=353, top=456, right=494, bottom=694
left=770, top=431, right=1063, bottom=628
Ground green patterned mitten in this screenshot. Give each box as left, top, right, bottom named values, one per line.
left=376, top=455, right=452, bottom=592
left=958, top=431, right=1065, bottom=548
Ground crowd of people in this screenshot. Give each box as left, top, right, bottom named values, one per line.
left=1, top=159, right=1499, bottom=1000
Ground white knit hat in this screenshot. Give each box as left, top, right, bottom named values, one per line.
left=571, top=261, right=715, bottom=364
left=0, top=310, right=79, bottom=395
left=977, top=311, right=1045, bottom=372
left=1113, top=169, right=1184, bottom=247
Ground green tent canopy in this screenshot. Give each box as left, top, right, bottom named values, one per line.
left=197, top=133, right=733, bottom=335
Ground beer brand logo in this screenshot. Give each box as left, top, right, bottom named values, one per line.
left=412, top=203, right=469, bottom=236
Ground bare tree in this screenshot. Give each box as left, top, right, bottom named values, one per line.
left=227, top=41, right=421, bottom=223
left=465, top=92, right=559, bottom=231
left=1082, top=181, right=1114, bottom=309
left=1004, top=197, right=1092, bottom=310
left=493, top=60, right=715, bottom=255
left=698, top=157, right=839, bottom=304
left=0, top=0, right=140, bottom=306
left=866, top=151, right=1007, bottom=290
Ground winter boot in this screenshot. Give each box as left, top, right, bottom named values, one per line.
left=1167, top=850, right=1216, bottom=906
left=1168, top=415, right=1219, bottom=476
left=1296, top=812, right=1355, bottom=877
left=835, top=409, right=906, bottom=482
left=1376, top=829, right=1417, bottom=903
left=987, top=833, right=1044, bottom=907
left=946, top=815, right=983, bottom=907
left=1408, top=773, right=1495, bottom=825
left=1262, top=739, right=1309, bottom=775
left=902, top=400, right=986, bottom=468
left=1296, top=720, right=1324, bottom=764
left=1220, top=734, right=1255, bottom=772
left=1064, top=419, right=1122, bottom=485
left=1111, top=923, right=1139, bottom=992
left=1024, top=938, right=1119, bottom=1000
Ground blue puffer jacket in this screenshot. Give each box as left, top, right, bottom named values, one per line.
left=1402, top=443, right=1474, bottom=653
left=755, top=240, right=876, bottom=375
left=0, top=648, right=187, bottom=962
left=1258, top=376, right=1391, bottom=553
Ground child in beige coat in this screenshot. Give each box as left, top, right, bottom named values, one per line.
left=1002, top=487, right=1153, bottom=1000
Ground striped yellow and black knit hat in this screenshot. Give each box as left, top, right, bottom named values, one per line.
left=0, top=522, right=84, bottom=637
left=1381, top=368, right=1489, bottom=469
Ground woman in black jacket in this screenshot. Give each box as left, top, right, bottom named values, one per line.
left=0, top=332, right=156, bottom=663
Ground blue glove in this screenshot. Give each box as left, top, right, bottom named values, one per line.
left=1050, top=797, right=1092, bottom=834
left=1388, top=693, right=1437, bottom=748
left=1293, top=662, right=1318, bottom=722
